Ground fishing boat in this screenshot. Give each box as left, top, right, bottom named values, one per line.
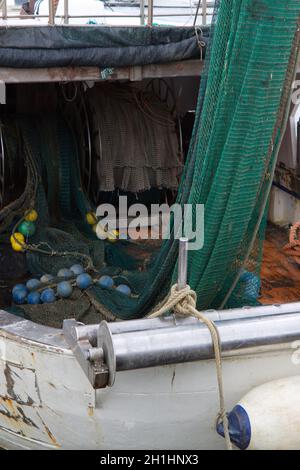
left=0, top=0, right=300, bottom=451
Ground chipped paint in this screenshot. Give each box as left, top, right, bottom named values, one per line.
left=4, top=364, right=34, bottom=406
left=43, top=424, right=60, bottom=447
left=0, top=360, right=60, bottom=448
left=0, top=396, right=61, bottom=448
left=0, top=397, right=38, bottom=429
left=36, top=412, right=60, bottom=448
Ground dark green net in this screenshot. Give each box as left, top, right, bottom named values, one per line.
left=3, top=0, right=300, bottom=325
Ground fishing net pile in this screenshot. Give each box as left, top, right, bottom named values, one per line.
left=87, top=84, right=182, bottom=195
left=2, top=0, right=300, bottom=325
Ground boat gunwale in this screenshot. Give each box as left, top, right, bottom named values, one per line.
left=0, top=303, right=300, bottom=361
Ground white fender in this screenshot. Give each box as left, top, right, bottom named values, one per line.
left=217, top=376, right=300, bottom=450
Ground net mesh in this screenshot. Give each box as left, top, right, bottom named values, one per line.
left=2, top=0, right=300, bottom=325
left=87, top=84, right=182, bottom=196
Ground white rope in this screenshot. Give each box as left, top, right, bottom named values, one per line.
left=148, top=284, right=233, bottom=450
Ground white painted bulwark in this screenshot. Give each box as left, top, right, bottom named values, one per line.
left=0, top=309, right=299, bottom=450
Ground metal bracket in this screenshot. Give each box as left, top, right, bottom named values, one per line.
left=62, top=238, right=189, bottom=389
left=63, top=319, right=109, bottom=389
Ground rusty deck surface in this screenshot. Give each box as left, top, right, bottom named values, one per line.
left=260, top=224, right=300, bottom=305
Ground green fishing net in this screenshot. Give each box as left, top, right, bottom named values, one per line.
left=3, top=0, right=300, bottom=325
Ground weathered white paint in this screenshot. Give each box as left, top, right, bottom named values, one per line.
left=0, top=322, right=299, bottom=450
left=238, top=376, right=300, bottom=450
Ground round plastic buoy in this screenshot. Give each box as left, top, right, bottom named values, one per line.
left=98, top=275, right=114, bottom=289
left=57, top=281, right=73, bottom=299
left=18, top=220, right=36, bottom=238
left=27, top=291, right=41, bottom=305
left=13, top=287, right=27, bottom=305
left=76, top=273, right=92, bottom=289
left=240, top=270, right=261, bottom=300
left=41, top=288, right=56, bottom=304
left=11, top=232, right=25, bottom=252
left=86, top=212, right=97, bottom=225
left=13, top=289, right=27, bottom=305
left=57, top=268, right=73, bottom=279
left=217, top=376, right=300, bottom=450
left=25, top=209, right=38, bottom=222
left=40, top=274, right=54, bottom=284
left=26, top=278, right=41, bottom=292
left=10, top=232, right=25, bottom=246
left=116, top=284, right=131, bottom=296
left=70, top=264, right=85, bottom=276
left=12, top=284, right=28, bottom=296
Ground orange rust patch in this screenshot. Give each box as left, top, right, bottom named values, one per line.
left=43, top=423, right=60, bottom=448
left=0, top=397, right=15, bottom=414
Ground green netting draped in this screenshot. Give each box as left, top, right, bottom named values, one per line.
left=4, top=0, right=300, bottom=324
left=143, top=0, right=300, bottom=316
left=182, top=0, right=300, bottom=310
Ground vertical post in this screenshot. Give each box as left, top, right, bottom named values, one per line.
left=49, top=0, right=55, bottom=25
left=147, top=0, right=153, bottom=27
left=140, top=0, right=145, bottom=26
left=202, top=0, right=207, bottom=26
left=177, top=238, right=188, bottom=291
left=2, top=0, right=7, bottom=20
left=64, top=0, right=69, bottom=24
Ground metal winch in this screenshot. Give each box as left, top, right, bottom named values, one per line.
left=63, top=238, right=300, bottom=389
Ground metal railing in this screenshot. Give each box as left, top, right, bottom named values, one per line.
left=0, top=0, right=215, bottom=26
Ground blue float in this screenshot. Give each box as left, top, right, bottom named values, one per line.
left=41, top=288, right=56, bottom=304
left=57, top=281, right=73, bottom=299
left=27, top=291, right=41, bottom=305
left=26, top=278, right=42, bottom=291
left=70, top=264, right=85, bottom=276
left=12, top=284, right=28, bottom=296
left=98, top=275, right=114, bottom=289
left=12, top=287, right=28, bottom=305
left=116, top=284, right=132, bottom=296
left=76, top=273, right=92, bottom=289
left=57, top=268, right=73, bottom=279
left=240, top=270, right=261, bottom=300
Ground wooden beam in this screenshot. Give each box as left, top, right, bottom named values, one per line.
left=0, top=60, right=203, bottom=84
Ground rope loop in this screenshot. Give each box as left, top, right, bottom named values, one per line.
left=148, top=283, right=233, bottom=450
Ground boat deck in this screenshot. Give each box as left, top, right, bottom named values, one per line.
left=260, top=224, right=300, bottom=305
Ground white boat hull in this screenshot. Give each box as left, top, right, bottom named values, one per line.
left=0, top=309, right=299, bottom=450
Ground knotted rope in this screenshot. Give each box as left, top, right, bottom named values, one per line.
left=148, top=284, right=232, bottom=450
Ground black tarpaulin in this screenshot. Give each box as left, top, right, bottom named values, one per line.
left=0, top=26, right=209, bottom=68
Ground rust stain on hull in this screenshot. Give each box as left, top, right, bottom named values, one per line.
left=0, top=362, right=61, bottom=448
left=0, top=396, right=38, bottom=429
left=4, top=363, right=34, bottom=406
left=42, top=422, right=60, bottom=448
left=0, top=396, right=61, bottom=448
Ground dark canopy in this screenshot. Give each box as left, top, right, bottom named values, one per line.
left=0, top=26, right=209, bottom=68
